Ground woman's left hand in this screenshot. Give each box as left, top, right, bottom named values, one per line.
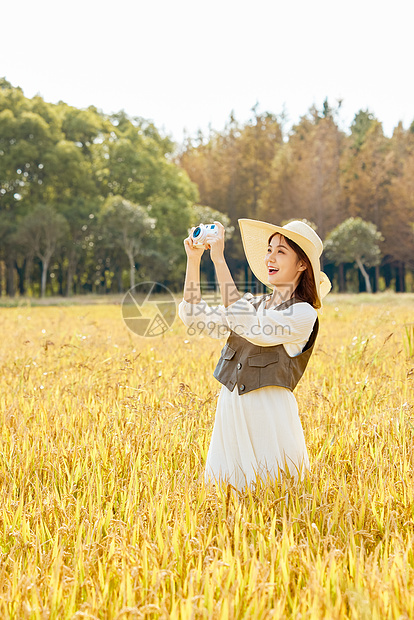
left=206, top=221, right=225, bottom=263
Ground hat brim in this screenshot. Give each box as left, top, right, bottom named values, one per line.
left=238, top=218, right=331, bottom=306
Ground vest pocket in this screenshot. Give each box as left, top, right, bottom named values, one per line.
left=220, top=344, right=236, bottom=360
left=247, top=350, right=279, bottom=367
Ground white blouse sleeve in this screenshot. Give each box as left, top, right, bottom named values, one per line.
left=222, top=295, right=317, bottom=348
left=178, top=293, right=317, bottom=349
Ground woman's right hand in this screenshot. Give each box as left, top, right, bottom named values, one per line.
left=184, top=228, right=205, bottom=260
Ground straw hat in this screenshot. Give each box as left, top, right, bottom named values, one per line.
left=238, top=218, right=331, bottom=307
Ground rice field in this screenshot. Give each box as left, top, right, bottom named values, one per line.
left=0, top=293, right=413, bottom=619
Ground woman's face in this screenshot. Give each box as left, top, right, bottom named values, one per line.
left=265, top=234, right=306, bottom=291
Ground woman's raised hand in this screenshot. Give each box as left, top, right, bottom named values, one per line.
left=184, top=228, right=205, bottom=260
left=206, top=221, right=225, bottom=263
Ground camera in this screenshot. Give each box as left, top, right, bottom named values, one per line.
left=191, top=223, right=218, bottom=248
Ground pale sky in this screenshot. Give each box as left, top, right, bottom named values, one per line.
left=2, top=0, right=413, bottom=143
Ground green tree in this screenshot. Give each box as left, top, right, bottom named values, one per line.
left=15, top=205, right=69, bottom=297
left=0, top=82, right=104, bottom=296
left=0, top=87, right=63, bottom=209
left=59, top=103, right=105, bottom=156
left=100, top=196, right=156, bottom=289
left=324, top=217, right=383, bottom=293
left=92, top=111, right=198, bottom=288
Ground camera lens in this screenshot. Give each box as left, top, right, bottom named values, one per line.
left=193, top=226, right=201, bottom=238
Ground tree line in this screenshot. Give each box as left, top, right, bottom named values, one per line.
left=180, top=102, right=414, bottom=293
left=1, top=79, right=413, bottom=297
left=0, top=78, right=198, bottom=297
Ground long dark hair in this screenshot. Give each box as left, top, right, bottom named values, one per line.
left=268, top=233, right=319, bottom=308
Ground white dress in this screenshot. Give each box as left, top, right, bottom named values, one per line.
left=178, top=292, right=318, bottom=491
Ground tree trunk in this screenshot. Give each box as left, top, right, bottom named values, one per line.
left=66, top=249, right=79, bottom=297
left=41, top=259, right=50, bottom=297
left=398, top=261, right=406, bottom=292
left=116, top=266, right=123, bottom=293
left=68, top=260, right=78, bottom=295
left=127, top=252, right=135, bottom=290
left=105, top=269, right=112, bottom=294
left=15, top=258, right=27, bottom=296
left=66, top=265, right=74, bottom=296
left=371, top=267, right=377, bottom=293
left=355, top=257, right=372, bottom=293
left=375, top=265, right=380, bottom=293
left=6, top=253, right=15, bottom=297
left=25, top=255, right=33, bottom=295
left=383, top=263, right=392, bottom=289
left=56, top=261, right=64, bottom=296
left=338, top=263, right=345, bottom=292
left=395, top=263, right=401, bottom=292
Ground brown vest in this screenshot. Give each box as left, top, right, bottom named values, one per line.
left=213, top=296, right=319, bottom=395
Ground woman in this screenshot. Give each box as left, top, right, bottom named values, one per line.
left=178, top=218, right=331, bottom=491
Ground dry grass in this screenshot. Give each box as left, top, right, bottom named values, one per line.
left=0, top=295, right=413, bottom=619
